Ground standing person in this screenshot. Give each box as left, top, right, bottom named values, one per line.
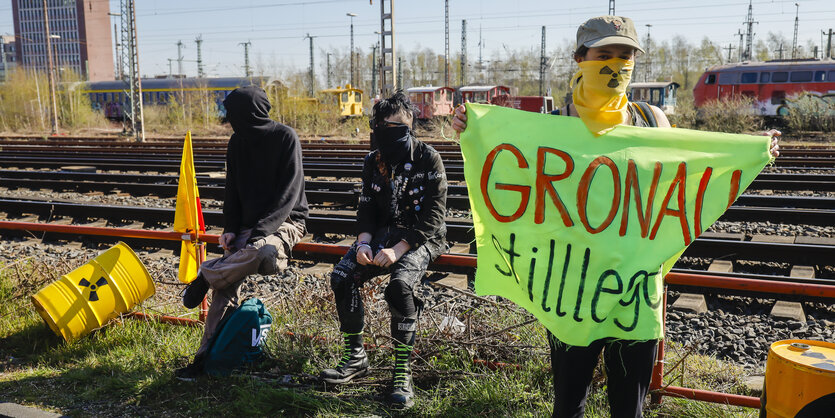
left=175, top=85, right=309, bottom=381
left=320, top=92, right=447, bottom=409
left=452, top=16, right=780, bottom=418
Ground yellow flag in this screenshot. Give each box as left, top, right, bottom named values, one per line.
left=173, top=131, right=206, bottom=283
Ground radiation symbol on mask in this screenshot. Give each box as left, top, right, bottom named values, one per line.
left=599, top=66, right=630, bottom=88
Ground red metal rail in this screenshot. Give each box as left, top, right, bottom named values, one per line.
left=2, top=220, right=832, bottom=409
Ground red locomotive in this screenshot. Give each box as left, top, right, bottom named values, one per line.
left=693, top=59, right=835, bottom=116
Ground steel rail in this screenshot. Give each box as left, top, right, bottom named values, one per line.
left=2, top=148, right=834, bottom=168
left=1, top=198, right=833, bottom=266
left=4, top=170, right=835, bottom=207
left=3, top=169, right=834, bottom=193
left=4, top=175, right=835, bottom=223
left=1, top=220, right=832, bottom=299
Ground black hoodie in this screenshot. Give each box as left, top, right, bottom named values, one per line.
left=222, top=85, right=308, bottom=242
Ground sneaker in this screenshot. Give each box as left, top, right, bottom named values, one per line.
left=174, top=361, right=204, bottom=381
left=182, top=274, right=209, bottom=309
left=320, top=332, right=369, bottom=384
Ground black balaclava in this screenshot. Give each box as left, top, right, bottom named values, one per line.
left=222, top=85, right=274, bottom=137
left=374, top=123, right=412, bottom=166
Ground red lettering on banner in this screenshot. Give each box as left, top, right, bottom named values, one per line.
left=649, top=162, right=691, bottom=245
left=481, top=144, right=531, bottom=222
left=728, top=169, right=741, bottom=208
left=535, top=147, right=575, bottom=226
left=619, top=160, right=661, bottom=238
left=694, top=167, right=713, bottom=238
left=577, top=156, right=621, bottom=234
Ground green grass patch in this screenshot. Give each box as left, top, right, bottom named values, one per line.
left=1, top=259, right=760, bottom=416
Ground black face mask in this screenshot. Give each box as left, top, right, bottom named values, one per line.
left=374, top=125, right=411, bottom=166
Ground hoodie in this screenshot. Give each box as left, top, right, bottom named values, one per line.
left=222, top=85, right=309, bottom=242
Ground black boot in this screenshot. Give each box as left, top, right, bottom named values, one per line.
left=174, top=354, right=205, bottom=382
left=182, top=273, right=209, bottom=309
left=389, top=342, right=415, bottom=408
left=320, top=332, right=369, bottom=384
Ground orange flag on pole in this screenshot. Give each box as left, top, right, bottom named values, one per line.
left=173, top=131, right=206, bottom=283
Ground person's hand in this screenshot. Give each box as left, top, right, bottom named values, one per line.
left=452, top=104, right=468, bottom=136
left=373, top=248, right=399, bottom=267
left=763, top=129, right=780, bottom=158
left=218, top=232, right=236, bottom=251
left=356, top=245, right=373, bottom=265
left=373, top=240, right=410, bottom=267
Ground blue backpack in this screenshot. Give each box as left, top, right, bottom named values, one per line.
left=204, top=298, right=272, bottom=377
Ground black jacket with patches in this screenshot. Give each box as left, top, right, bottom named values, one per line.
left=222, top=86, right=309, bottom=242
left=357, top=136, right=447, bottom=258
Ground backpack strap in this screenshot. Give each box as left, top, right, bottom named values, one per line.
left=632, top=101, right=658, bottom=127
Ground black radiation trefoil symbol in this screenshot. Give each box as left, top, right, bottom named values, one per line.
left=600, top=66, right=630, bottom=88
left=78, top=277, right=108, bottom=302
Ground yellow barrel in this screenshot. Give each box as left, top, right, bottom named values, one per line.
left=31, top=242, right=155, bottom=342
left=762, top=339, right=835, bottom=417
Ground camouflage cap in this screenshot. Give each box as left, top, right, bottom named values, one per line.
left=576, top=16, right=644, bottom=53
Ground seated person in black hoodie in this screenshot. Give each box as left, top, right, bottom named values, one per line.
left=176, top=85, right=309, bottom=380
left=319, top=92, right=447, bottom=409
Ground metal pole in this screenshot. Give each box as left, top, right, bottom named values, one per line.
left=743, top=0, right=756, bottom=61
left=379, top=1, right=396, bottom=97
left=41, top=0, right=59, bottom=134
left=130, top=0, right=145, bottom=142
left=326, top=53, right=332, bottom=88
left=645, top=24, right=652, bottom=82
left=791, top=3, right=799, bottom=60
left=461, top=19, right=467, bottom=85
left=371, top=45, right=377, bottom=94
left=828, top=29, right=833, bottom=59
left=195, top=35, right=204, bottom=78
left=112, top=23, right=120, bottom=79
left=444, top=0, right=449, bottom=86
left=176, top=40, right=184, bottom=76
left=239, top=41, right=252, bottom=77
left=347, top=13, right=357, bottom=86
left=304, top=34, right=315, bottom=97
left=539, top=26, right=546, bottom=96
left=0, top=36, right=7, bottom=83
left=609, top=0, right=615, bottom=15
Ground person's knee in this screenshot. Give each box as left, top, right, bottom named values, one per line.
left=330, top=265, right=352, bottom=291
left=385, top=279, right=417, bottom=317
left=256, top=244, right=281, bottom=274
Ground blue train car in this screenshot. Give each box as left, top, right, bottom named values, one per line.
left=80, top=77, right=283, bottom=120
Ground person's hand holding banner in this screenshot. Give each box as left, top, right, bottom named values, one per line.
left=460, top=103, right=773, bottom=346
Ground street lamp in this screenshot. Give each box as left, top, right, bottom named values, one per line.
left=347, top=12, right=357, bottom=86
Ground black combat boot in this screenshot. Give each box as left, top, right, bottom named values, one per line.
left=320, top=332, right=369, bottom=384
left=389, top=342, right=415, bottom=408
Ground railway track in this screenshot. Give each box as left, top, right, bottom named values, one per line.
left=2, top=169, right=835, bottom=221
left=1, top=197, right=833, bottom=273
left=1, top=146, right=834, bottom=169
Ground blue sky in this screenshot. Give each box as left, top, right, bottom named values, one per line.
left=1, top=0, right=833, bottom=78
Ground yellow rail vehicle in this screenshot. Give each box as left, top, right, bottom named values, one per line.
left=321, top=84, right=363, bottom=117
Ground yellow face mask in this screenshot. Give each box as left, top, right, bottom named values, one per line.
left=570, top=58, right=634, bottom=136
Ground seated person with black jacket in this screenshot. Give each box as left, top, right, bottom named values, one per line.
left=176, top=85, right=308, bottom=381
left=320, top=92, right=447, bottom=409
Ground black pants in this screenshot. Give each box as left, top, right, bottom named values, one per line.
left=548, top=332, right=658, bottom=418
left=330, top=244, right=431, bottom=344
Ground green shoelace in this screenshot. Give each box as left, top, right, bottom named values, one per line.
left=393, top=343, right=413, bottom=385
left=337, top=332, right=362, bottom=368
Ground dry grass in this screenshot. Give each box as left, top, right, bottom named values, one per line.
left=0, top=68, right=109, bottom=133
left=784, top=93, right=835, bottom=133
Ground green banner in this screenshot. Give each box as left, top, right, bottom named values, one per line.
left=460, top=103, right=772, bottom=346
